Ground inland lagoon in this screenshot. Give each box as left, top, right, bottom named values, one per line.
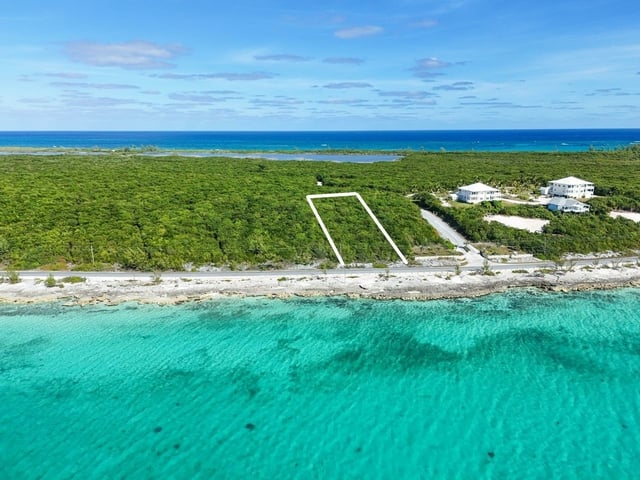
left=2, top=289, right=639, bottom=478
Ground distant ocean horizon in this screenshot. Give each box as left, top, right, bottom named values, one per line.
left=1, top=129, right=639, bottom=152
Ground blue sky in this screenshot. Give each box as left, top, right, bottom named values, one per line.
left=1, top=0, right=638, bottom=130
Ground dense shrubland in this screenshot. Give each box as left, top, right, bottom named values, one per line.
left=414, top=194, right=640, bottom=259
left=410, top=145, right=640, bottom=259
left=0, top=154, right=440, bottom=270
left=0, top=145, right=638, bottom=269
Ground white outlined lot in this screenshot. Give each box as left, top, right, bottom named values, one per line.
left=306, top=192, right=408, bottom=267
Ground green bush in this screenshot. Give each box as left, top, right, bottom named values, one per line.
left=61, top=276, right=86, bottom=283
left=7, top=270, right=20, bottom=284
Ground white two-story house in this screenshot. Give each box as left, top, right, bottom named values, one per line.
left=455, top=182, right=502, bottom=203
left=547, top=176, right=594, bottom=199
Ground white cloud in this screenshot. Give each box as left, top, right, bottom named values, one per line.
left=323, top=82, right=373, bottom=89
left=49, top=81, right=139, bottom=90
left=250, top=97, right=305, bottom=108
left=152, top=72, right=276, bottom=81
left=65, top=41, right=187, bottom=69
left=411, top=57, right=465, bottom=80
left=317, top=98, right=369, bottom=105
left=376, top=90, right=437, bottom=99
left=459, top=99, right=541, bottom=109
left=254, top=54, right=311, bottom=62
left=417, top=57, right=454, bottom=69
left=323, top=57, right=365, bottom=65
left=334, top=26, right=383, bottom=39
left=43, top=72, right=88, bottom=79
left=169, top=93, right=230, bottom=103
left=433, top=81, right=474, bottom=91
left=411, top=19, right=438, bottom=28
left=63, top=95, right=148, bottom=107
left=18, top=97, right=53, bottom=104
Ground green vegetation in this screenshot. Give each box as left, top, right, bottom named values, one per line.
left=414, top=192, right=640, bottom=259
left=0, top=145, right=639, bottom=270
left=0, top=153, right=442, bottom=270
left=480, top=260, right=496, bottom=276
left=61, top=275, right=86, bottom=284
left=409, top=145, right=640, bottom=258
left=7, top=270, right=20, bottom=284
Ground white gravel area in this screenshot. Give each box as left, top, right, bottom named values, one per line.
left=609, top=211, right=640, bottom=222
left=484, top=215, right=550, bottom=233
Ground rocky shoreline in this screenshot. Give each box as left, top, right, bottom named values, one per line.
left=1, top=265, right=640, bottom=306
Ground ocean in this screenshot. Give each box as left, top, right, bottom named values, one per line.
left=2, top=289, right=640, bottom=479
left=0, top=129, right=639, bottom=152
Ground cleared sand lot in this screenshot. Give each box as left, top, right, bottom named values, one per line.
left=484, top=215, right=550, bottom=233
left=609, top=211, right=640, bottom=222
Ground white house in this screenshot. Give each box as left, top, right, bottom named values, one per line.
left=547, top=176, right=594, bottom=199
left=455, top=182, right=501, bottom=203
left=547, top=197, right=590, bottom=213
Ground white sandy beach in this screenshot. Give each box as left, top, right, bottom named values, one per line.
left=2, top=261, right=640, bottom=305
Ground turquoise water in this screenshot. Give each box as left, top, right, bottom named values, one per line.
left=2, top=289, right=640, bottom=479
left=1, top=129, right=639, bottom=152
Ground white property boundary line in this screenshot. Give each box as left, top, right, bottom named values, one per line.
left=306, top=192, right=408, bottom=267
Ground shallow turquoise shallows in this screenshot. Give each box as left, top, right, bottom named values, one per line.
left=2, top=290, right=640, bottom=479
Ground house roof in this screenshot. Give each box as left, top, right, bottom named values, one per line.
left=548, top=197, right=587, bottom=207
left=549, top=176, right=593, bottom=185
left=457, top=182, right=499, bottom=192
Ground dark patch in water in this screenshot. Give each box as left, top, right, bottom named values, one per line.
left=163, top=368, right=196, bottom=380
left=22, top=377, right=80, bottom=400
left=467, top=328, right=612, bottom=376
left=0, top=336, right=51, bottom=373
left=276, top=337, right=301, bottom=354
left=321, top=330, right=460, bottom=374
left=488, top=451, right=495, bottom=458
left=173, top=443, right=181, bottom=449
left=622, top=337, right=640, bottom=357
left=0, top=305, right=67, bottom=317
left=228, top=366, right=261, bottom=398
left=1, top=336, right=50, bottom=358
left=245, top=423, right=255, bottom=430
left=153, top=426, right=163, bottom=433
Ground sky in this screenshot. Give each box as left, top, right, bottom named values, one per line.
left=1, top=0, right=638, bottom=130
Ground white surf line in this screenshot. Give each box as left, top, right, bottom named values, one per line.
left=306, top=192, right=408, bottom=266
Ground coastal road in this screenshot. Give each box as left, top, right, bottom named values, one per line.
left=13, top=256, right=638, bottom=281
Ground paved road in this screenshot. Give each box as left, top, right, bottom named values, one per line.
left=14, top=257, right=638, bottom=282
left=419, top=209, right=466, bottom=247
left=419, top=208, right=486, bottom=266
